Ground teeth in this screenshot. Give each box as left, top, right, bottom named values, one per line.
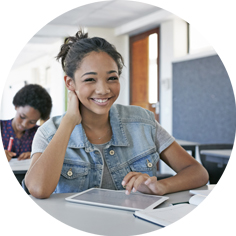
left=93, top=98, right=108, bottom=103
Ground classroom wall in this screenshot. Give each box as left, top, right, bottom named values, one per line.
left=158, top=18, right=188, bottom=174
left=115, top=15, right=188, bottom=135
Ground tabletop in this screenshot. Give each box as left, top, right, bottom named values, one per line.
left=30, top=185, right=214, bottom=236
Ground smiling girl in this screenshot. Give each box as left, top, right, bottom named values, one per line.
left=25, top=30, right=208, bottom=199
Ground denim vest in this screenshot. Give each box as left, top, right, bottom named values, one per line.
left=40, top=104, right=160, bottom=194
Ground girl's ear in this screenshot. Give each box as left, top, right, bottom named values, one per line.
left=64, top=76, right=75, bottom=91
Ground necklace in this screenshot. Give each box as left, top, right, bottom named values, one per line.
left=83, top=124, right=112, bottom=141
left=95, top=127, right=111, bottom=140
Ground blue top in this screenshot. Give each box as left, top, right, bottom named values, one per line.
left=0, top=119, right=39, bottom=157
left=31, top=104, right=175, bottom=194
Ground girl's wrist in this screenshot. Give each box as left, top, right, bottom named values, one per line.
left=156, top=179, right=170, bottom=195
left=63, top=113, right=80, bottom=129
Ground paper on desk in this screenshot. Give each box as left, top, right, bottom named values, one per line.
left=189, top=194, right=207, bottom=206
left=134, top=204, right=196, bottom=227
left=134, top=188, right=213, bottom=226
left=9, top=159, right=32, bottom=171
left=9, top=158, right=31, bottom=166
left=133, top=194, right=205, bottom=227
left=188, top=188, right=214, bottom=206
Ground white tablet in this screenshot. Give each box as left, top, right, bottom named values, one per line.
left=65, top=188, right=169, bottom=211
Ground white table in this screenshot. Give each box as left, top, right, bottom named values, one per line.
left=30, top=185, right=214, bottom=236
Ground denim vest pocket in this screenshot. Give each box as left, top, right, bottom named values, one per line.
left=61, top=163, right=89, bottom=179
left=56, top=159, right=90, bottom=193
left=128, top=152, right=159, bottom=176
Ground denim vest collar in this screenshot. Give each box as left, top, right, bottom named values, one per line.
left=67, top=105, right=129, bottom=152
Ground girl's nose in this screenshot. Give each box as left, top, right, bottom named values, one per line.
left=21, top=120, right=27, bottom=127
left=22, top=119, right=30, bottom=128
left=95, top=82, right=110, bottom=95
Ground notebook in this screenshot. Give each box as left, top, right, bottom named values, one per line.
left=133, top=189, right=212, bottom=227
left=134, top=204, right=196, bottom=227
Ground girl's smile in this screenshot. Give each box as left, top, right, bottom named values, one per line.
left=91, top=97, right=112, bottom=106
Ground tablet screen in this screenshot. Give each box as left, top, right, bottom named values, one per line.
left=66, top=188, right=168, bottom=211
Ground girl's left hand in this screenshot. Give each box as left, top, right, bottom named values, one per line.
left=18, top=152, right=31, bottom=160
left=122, top=172, right=166, bottom=196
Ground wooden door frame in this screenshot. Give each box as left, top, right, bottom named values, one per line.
left=129, top=27, right=160, bottom=107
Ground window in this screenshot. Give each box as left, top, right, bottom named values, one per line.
left=148, top=33, right=158, bottom=104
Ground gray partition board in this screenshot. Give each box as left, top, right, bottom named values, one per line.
left=172, top=55, right=236, bottom=144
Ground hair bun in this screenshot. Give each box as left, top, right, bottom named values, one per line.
left=75, top=30, right=88, bottom=40
left=65, top=30, right=88, bottom=44
left=56, top=30, right=88, bottom=72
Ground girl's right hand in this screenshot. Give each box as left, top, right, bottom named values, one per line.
left=65, top=90, right=82, bottom=125
left=5, top=150, right=16, bottom=162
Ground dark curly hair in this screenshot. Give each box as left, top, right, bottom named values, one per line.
left=56, top=29, right=124, bottom=79
left=13, top=84, right=52, bottom=120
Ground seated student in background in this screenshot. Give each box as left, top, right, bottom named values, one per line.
left=25, top=30, right=208, bottom=199
left=1, top=84, right=52, bottom=162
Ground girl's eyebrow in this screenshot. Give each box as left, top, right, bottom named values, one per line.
left=81, top=70, right=118, bottom=78
left=81, top=72, right=97, bottom=77
left=108, top=70, right=118, bottom=74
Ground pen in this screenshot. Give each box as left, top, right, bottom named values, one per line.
left=171, top=202, right=189, bottom=205
left=7, top=137, right=14, bottom=151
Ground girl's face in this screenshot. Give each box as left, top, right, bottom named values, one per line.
left=67, top=51, right=120, bottom=117
left=12, top=105, right=41, bottom=133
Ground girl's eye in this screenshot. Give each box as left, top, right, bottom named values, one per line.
left=84, top=78, right=95, bottom=82
left=20, top=115, right=25, bottom=119
left=108, top=77, right=118, bottom=81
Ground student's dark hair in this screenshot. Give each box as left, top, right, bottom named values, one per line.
left=56, top=29, right=124, bottom=79
left=13, top=84, right=52, bottom=120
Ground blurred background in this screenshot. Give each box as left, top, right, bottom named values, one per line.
left=1, top=0, right=235, bottom=175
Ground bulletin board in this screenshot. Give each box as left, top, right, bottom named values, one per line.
left=172, top=55, right=236, bottom=144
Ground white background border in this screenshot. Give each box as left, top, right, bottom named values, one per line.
left=1, top=0, right=235, bottom=235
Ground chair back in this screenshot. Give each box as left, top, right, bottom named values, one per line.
left=199, top=144, right=233, bottom=184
